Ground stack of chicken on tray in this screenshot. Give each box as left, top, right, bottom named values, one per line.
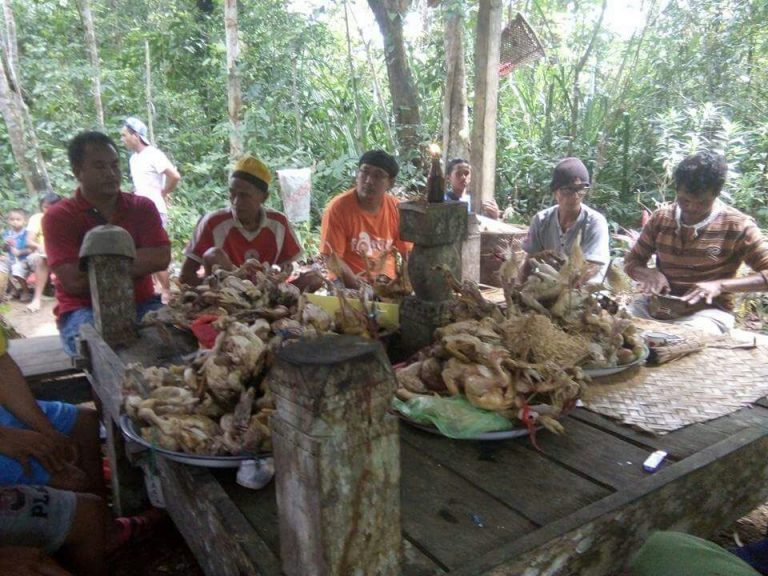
left=393, top=238, right=644, bottom=440
left=121, top=259, right=400, bottom=457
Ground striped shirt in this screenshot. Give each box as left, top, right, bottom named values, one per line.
left=184, top=207, right=302, bottom=267
left=624, top=203, right=768, bottom=309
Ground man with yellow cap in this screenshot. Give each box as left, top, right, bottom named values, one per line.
left=180, top=155, right=303, bottom=285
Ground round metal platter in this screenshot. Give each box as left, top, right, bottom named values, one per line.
left=582, top=345, right=649, bottom=378
left=119, top=414, right=258, bottom=468
left=395, top=411, right=532, bottom=441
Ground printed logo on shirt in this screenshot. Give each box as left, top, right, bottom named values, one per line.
left=351, top=232, right=393, bottom=257
left=0, top=486, right=50, bottom=518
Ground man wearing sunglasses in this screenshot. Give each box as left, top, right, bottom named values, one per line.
left=625, top=151, right=768, bottom=334
left=520, top=157, right=610, bottom=283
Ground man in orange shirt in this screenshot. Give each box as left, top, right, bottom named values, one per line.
left=320, top=150, right=411, bottom=288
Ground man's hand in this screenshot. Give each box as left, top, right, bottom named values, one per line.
left=0, top=547, right=72, bottom=576
left=682, top=280, right=724, bottom=305
left=482, top=199, right=500, bottom=220
left=0, top=428, right=74, bottom=477
left=636, top=269, right=671, bottom=295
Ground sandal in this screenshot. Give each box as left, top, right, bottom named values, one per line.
left=109, top=508, right=166, bottom=555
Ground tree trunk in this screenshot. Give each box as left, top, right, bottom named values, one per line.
left=469, top=0, right=503, bottom=213
left=77, top=0, right=105, bottom=129
left=0, top=0, right=51, bottom=197
left=368, top=0, right=421, bottom=160
left=567, top=0, right=607, bottom=155
left=224, top=0, right=242, bottom=158
left=442, top=3, right=469, bottom=162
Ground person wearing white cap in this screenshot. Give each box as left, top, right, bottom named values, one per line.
left=120, top=117, right=180, bottom=303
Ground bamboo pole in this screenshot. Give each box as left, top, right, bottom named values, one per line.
left=145, top=40, right=154, bottom=143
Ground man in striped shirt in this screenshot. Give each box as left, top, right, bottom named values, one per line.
left=624, top=151, right=768, bottom=334
left=180, top=155, right=303, bottom=286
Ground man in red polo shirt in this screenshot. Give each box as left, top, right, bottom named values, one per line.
left=43, top=131, right=171, bottom=356
left=179, top=155, right=303, bottom=286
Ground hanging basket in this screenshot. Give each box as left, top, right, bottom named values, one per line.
left=498, top=13, right=546, bottom=77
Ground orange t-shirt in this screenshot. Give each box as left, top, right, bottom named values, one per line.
left=320, top=188, right=411, bottom=278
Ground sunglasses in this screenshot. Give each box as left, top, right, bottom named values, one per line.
left=557, top=184, right=589, bottom=197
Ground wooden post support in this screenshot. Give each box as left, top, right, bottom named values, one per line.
left=268, top=334, right=401, bottom=576
left=79, top=224, right=138, bottom=350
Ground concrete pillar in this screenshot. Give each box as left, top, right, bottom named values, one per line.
left=79, top=224, right=138, bottom=349
left=269, top=334, right=401, bottom=576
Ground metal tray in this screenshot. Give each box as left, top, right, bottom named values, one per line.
left=583, top=345, right=649, bottom=378
left=395, top=411, right=532, bottom=441
left=119, top=414, right=258, bottom=468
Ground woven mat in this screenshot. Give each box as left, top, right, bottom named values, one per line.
left=582, top=321, right=768, bottom=434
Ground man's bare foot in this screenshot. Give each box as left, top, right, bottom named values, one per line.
left=25, top=298, right=41, bottom=312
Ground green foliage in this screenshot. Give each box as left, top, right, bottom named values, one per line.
left=0, top=0, right=767, bottom=247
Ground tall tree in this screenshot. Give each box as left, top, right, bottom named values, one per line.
left=224, top=0, right=242, bottom=158
left=0, top=0, right=50, bottom=197
left=368, top=0, right=422, bottom=159
left=441, top=0, right=469, bottom=161
left=76, top=0, right=104, bottom=129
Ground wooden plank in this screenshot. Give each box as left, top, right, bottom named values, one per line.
left=450, top=426, right=768, bottom=575
left=158, top=459, right=282, bottom=576
left=400, top=441, right=537, bottom=571
left=8, top=335, right=77, bottom=380
left=400, top=426, right=612, bottom=525
left=529, top=417, right=657, bottom=488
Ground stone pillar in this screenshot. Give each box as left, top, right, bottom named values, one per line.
left=462, top=214, right=481, bottom=283
left=269, top=334, right=401, bottom=576
left=398, top=200, right=467, bottom=353
left=79, top=224, right=138, bottom=350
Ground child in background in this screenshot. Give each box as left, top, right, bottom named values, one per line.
left=2, top=208, right=32, bottom=302
left=26, top=193, right=62, bottom=312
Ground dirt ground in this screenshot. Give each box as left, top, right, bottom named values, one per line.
left=3, top=298, right=768, bottom=571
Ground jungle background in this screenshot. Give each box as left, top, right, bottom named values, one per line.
left=0, top=0, right=766, bottom=261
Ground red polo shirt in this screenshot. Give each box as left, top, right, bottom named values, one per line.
left=43, top=189, right=170, bottom=318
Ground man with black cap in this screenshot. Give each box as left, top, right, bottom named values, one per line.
left=520, top=157, right=610, bottom=282
left=121, top=117, right=181, bottom=303
left=320, top=149, right=411, bottom=288
left=180, top=154, right=303, bottom=286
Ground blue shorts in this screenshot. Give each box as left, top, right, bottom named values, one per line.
left=0, top=401, right=78, bottom=486
left=58, top=295, right=164, bottom=356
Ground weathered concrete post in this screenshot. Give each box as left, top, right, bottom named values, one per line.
left=78, top=224, right=138, bottom=350
left=268, top=334, right=401, bottom=576
left=398, top=201, right=468, bottom=353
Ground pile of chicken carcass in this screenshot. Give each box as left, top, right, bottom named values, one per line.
left=395, top=240, right=644, bottom=436
left=122, top=259, right=385, bottom=456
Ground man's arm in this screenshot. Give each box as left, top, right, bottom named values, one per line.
left=133, top=245, right=170, bottom=277
left=51, top=245, right=169, bottom=296
left=0, top=354, right=76, bottom=474
left=162, top=166, right=181, bottom=199
left=623, top=213, right=670, bottom=294
left=180, top=257, right=202, bottom=287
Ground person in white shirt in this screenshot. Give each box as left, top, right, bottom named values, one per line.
left=120, top=117, right=181, bottom=304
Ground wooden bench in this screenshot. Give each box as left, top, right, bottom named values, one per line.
left=9, top=335, right=91, bottom=404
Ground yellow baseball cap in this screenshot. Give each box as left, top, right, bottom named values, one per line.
left=232, top=155, right=271, bottom=193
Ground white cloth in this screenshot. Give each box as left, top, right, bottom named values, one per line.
left=129, top=146, right=174, bottom=216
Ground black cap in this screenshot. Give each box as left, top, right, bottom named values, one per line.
left=358, top=149, right=399, bottom=179
left=550, top=157, right=590, bottom=191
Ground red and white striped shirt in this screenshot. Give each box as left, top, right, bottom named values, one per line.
left=184, top=207, right=302, bottom=267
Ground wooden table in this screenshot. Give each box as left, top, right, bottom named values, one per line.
left=81, top=325, right=768, bottom=576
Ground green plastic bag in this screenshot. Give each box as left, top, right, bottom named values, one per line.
left=392, top=395, right=513, bottom=439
